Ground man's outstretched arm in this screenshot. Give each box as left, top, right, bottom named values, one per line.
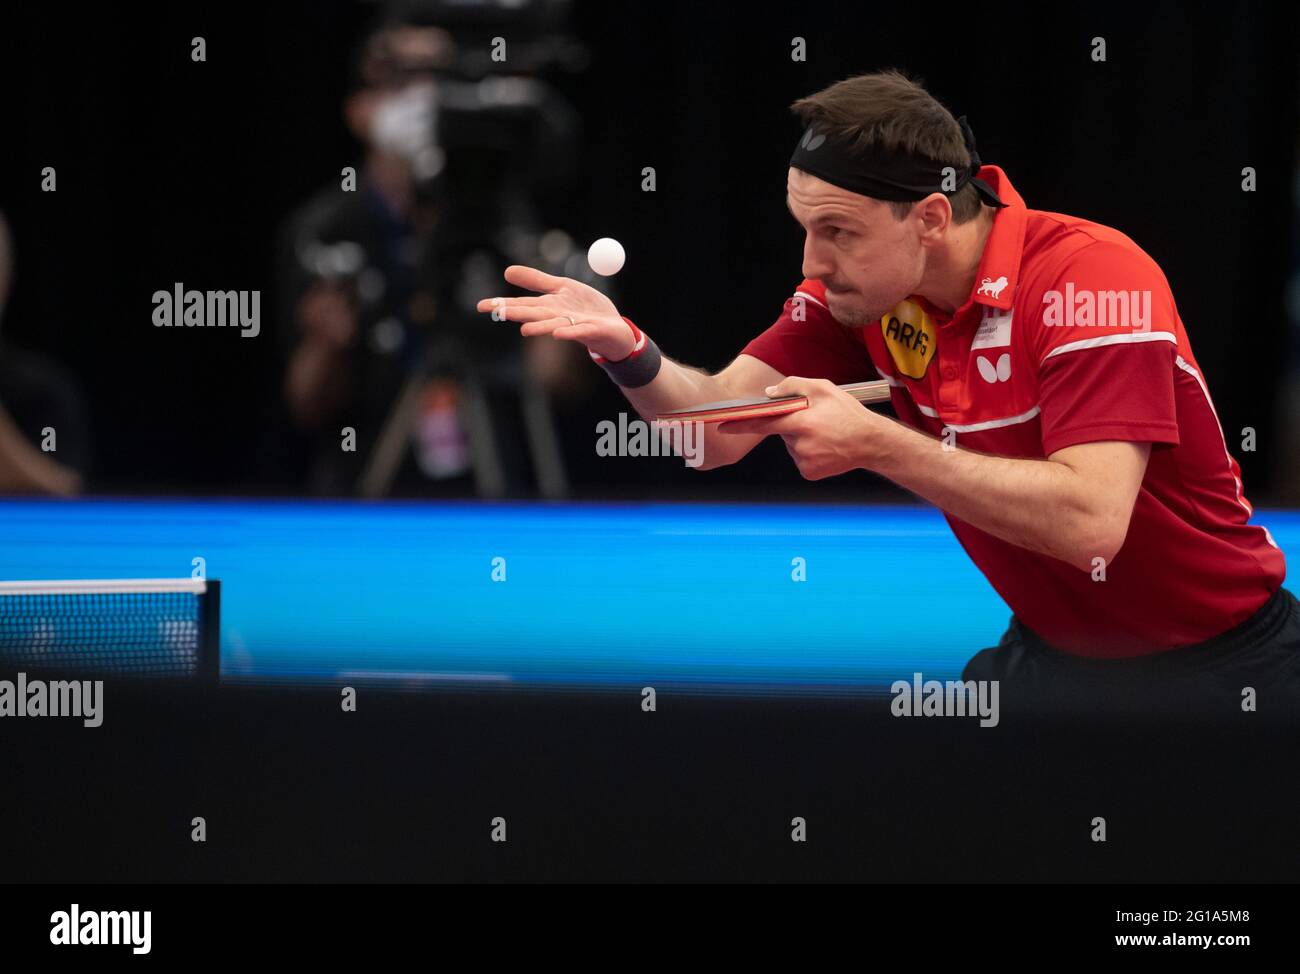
left=478, top=265, right=783, bottom=469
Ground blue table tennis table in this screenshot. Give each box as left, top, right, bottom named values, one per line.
left=2, top=498, right=1296, bottom=692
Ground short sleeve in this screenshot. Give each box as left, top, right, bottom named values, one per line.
left=740, top=281, right=875, bottom=385
left=1032, top=242, right=1182, bottom=455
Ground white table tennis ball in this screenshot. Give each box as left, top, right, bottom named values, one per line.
left=587, top=237, right=626, bottom=277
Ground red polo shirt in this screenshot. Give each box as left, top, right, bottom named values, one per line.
left=741, top=166, right=1285, bottom=657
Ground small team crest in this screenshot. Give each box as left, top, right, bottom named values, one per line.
left=881, top=300, right=937, bottom=379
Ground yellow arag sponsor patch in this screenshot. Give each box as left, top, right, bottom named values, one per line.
left=881, top=300, right=937, bottom=379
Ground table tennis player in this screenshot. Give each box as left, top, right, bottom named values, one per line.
left=478, top=69, right=1298, bottom=710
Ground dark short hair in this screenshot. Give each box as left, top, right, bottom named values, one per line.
left=790, top=69, right=983, bottom=224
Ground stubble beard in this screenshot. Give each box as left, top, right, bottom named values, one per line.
left=826, top=293, right=885, bottom=329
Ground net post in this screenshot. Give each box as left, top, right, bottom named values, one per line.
left=199, top=579, right=222, bottom=683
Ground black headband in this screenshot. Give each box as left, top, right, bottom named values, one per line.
left=789, top=115, right=1006, bottom=209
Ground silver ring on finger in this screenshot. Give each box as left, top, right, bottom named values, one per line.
left=564, top=315, right=577, bottom=329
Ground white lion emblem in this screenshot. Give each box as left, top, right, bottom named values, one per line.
left=976, top=275, right=1009, bottom=299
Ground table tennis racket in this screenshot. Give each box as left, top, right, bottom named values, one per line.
left=654, top=379, right=892, bottom=425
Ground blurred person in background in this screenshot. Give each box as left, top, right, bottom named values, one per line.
left=277, top=10, right=591, bottom=497
left=0, top=210, right=91, bottom=496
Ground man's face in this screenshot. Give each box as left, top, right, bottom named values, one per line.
left=786, top=167, right=926, bottom=327
left=345, top=26, right=452, bottom=150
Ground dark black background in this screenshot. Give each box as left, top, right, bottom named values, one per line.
left=4, top=679, right=1299, bottom=883
left=2, top=0, right=1296, bottom=499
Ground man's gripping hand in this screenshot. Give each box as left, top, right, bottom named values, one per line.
left=717, top=376, right=900, bottom=480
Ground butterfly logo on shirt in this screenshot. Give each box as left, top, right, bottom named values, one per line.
left=976, top=353, right=1012, bottom=383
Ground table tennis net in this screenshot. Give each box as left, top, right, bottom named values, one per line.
left=0, top=580, right=220, bottom=679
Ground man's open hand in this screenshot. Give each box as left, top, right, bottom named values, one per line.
left=476, top=265, right=635, bottom=362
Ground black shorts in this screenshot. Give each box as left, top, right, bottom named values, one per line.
left=961, top=586, right=1300, bottom=720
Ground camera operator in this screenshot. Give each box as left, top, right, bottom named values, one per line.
left=277, top=19, right=586, bottom=496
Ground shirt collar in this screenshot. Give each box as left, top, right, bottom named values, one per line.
left=914, top=166, right=1027, bottom=323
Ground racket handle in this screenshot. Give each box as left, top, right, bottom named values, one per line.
left=841, top=379, right=893, bottom=404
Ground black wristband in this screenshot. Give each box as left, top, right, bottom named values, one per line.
left=590, top=317, right=663, bottom=388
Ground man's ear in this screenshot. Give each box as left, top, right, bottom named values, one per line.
left=914, top=193, right=953, bottom=240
